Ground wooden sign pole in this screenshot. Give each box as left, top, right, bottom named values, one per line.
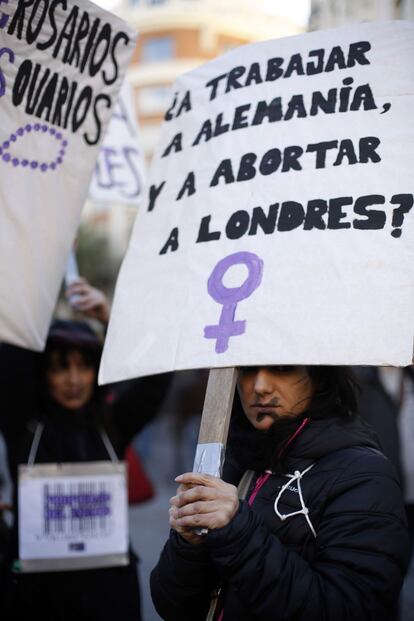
left=192, top=367, right=238, bottom=478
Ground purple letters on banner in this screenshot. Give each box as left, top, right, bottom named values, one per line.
left=94, top=146, right=141, bottom=198
left=204, top=251, right=264, bottom=353
left=0, top=0, right=9, bottom=30
left=0, top=46, right=14, bottom=97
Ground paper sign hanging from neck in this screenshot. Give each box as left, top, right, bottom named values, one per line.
left=0, top=0, right=137, bottom=351
left=99, top=21, right=414, bottom=383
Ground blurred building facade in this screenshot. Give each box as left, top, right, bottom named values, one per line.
left=119, top=0, right=306, bottom=163
left=309, top=0, right=414, bottom=29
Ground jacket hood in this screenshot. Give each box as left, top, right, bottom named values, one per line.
left=227, top=405, right=381, bottom=476
left=282, top=415, right=381, bottom=470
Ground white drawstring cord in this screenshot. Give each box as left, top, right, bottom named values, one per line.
left=99, top=428, right=119, bottom=463
left=274, top=464, right=317, bottom=538
left=27, top=422, right=45, bottom=466
left=27, top=423, right=118, bottom=465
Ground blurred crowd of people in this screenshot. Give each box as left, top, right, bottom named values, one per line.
left=356, top=366, right=414, bottom=621
left=0, top=277, right=413, bottom=620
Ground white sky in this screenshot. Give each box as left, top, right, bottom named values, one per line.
left=94, top=0, right=311, bottom=27
left=94, top=0, right=119, bottom=10
left=263, top=0, right=311, bottom=26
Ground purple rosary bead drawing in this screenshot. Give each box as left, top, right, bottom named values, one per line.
left=204, top=251, right=264, bottom=354
left=0, top=123, right=68, bottom=172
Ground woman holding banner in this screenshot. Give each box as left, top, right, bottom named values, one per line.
left=151, top=365, right=409, bottom=621
left=0, top=279, right=171, bottom=621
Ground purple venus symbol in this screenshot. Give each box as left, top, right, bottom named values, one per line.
left=204, top=251, right=264, bottom=354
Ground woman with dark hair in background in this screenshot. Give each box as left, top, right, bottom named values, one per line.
left=151, top=365, right=409, bottom=621
left=0, top=279, right=172, bottom=621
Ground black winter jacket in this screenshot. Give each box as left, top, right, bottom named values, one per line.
left=151, top=415, right=409, bottom=621
left=0, top=343, right=172, bottom=621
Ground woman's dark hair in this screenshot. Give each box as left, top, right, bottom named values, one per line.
left=306, top=366, right=359, bottom=419
left=39, top=319, right=103, bottom=408
left=43, top=342, right=101, bottom=376
left=228, top=366, right=360, bottom=473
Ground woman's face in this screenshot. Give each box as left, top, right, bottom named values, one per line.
left=237, top=366, right=315, bottom=431
left=46, top=349, right=96, bottom=410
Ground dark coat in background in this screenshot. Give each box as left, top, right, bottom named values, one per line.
left=151, top=415, right=409, bottom=621
left=0, top=342, right=172, bottom=621
left=354, top=366, right=402, bottom=482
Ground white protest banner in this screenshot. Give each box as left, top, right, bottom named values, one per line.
left=89, top=78, right=145, bottom=205
left=99, top=21, right=414, bottom=383
left=0, top=0, right=137, bottom=350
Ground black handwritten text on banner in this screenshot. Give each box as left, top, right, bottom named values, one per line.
left=0, top=0, right=137, bottom=350
left=100, top=22, right=414, bottom=383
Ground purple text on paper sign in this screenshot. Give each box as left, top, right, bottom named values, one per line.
left=204, top=251, right=264, bottom=354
